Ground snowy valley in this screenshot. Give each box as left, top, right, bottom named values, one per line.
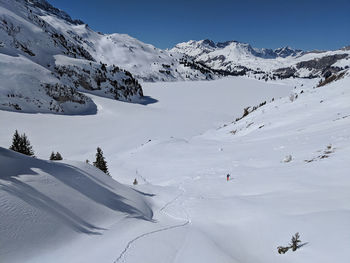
left=1, top=0, right=350, bottom=263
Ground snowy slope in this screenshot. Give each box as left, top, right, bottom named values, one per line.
left=111, top=71, right=350, bottom=262
left=0, top=0, right=217, bottom=82
left=0, top=147, right=153, bottom=263
left=0, top=53, right=97, bottom=114
left=1, top=69, right=349, bottom=262
left=81, top=32, right=217, bottom=82
left=0, top=75, right=295, bottom=263
left=0, top=78, right=292, bottom=263
left=0, top=0, right=144, bottom=114
left=1, top=0, right=349, bottom=115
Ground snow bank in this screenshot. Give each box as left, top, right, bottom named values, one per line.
left=0, top=147, right=153, bottom=263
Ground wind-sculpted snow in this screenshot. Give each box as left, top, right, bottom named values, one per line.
left=0, top=147, right=153, bottom=263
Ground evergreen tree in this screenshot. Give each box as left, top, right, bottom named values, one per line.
left=290, top=232, right=302, bottom=251
left=55, top=152, right=63, bottom=160
left=19, top=134, right=34, bottom=156
left=9, top=130, right=34, bottom=156
left=50, top=151, right=63, bottom=161
left=50, top=151, right=56, bottom=160
left=133, top=178, right=138, bottom=185
left=93, top=147, right=109, bottom=175
left=9, top=130, right=21, bottom=153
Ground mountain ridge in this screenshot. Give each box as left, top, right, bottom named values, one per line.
left=0, top=0, right=349, bottom=115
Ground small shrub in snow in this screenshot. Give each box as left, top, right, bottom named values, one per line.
left=277, top=246, right=290, bottom=254
left=50, top=151, right=63, bottom=160
left=289, top=93, right=298, bottom=102
left=283, top=155, right=292, bottom=163
left=93, top=147, right=110, bottom=175
left=277, top=232, right=303, bottom=254
left=235, top=101, right=267, bottom=122
left=9, top=130, right=34, bottom=156
left=290, top=232, right=302, bottom=251
left=133, top=178, right=138, bottom=185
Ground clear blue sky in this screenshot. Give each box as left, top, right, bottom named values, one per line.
left=49, top=0, right=350, bottom=51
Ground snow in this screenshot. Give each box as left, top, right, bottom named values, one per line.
left=1, top=0, right=349, bottom=115
left=172, top=39, right=350, bottom=74
left=0, top=77, right=293, bottom=162
left=39, top=14, right=216, bottom=82
left=113, top=73, right=350, bottom=263
left=2, top=73, right=350, bottom=262
left=0, top=53, right=97, bottom=114
left=0, top=0, right=143, bottom=114
left=1, top=0, right=350, bottom=262
left=332, top=56, right=350, bottom=68
left=0, top=147, right=153, bottom=263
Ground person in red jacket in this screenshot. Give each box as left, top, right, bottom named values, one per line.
left=227, top=174, right=230, bottom=181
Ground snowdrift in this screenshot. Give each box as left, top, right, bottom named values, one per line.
left=0, top=147, right=153, bottom=263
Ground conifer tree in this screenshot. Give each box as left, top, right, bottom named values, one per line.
left=9, top=130, right=21, bottom=153
left=50, top=151, right=63, bottom=161
left=19, top=133, right=34, bottom=156
left=93, top=147, right=109, bottom=175
left=290, top=232, right=301, bottom=251
left=50, top=151, right=56, bottom=160
left=9, top=130, right=34, bottom=156
left=55, top=152, right=63, bottom=160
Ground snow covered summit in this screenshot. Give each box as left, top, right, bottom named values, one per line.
left=171, top=39, right=350, bottom=78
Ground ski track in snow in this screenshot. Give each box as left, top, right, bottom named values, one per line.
left=114, top=186, right=190, bottom=263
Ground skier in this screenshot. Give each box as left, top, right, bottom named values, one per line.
left=226, top=174, right=230, bottom=181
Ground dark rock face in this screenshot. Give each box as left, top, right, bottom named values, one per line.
left=296, top=54, right=348, bottom=70
left=274, top=47, right=304, bottom=58
left=274, top=67, right=297, bottom=79
left=53, top=62, right=143, bottom=101
left=26, top=0, right=84, bottom=25
left=216, top=40, right=238, bottom=48
left=273, top=54, right=349, bottom=79
left=202, top=39, right=216, bottom=48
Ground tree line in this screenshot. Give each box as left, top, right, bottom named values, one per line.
left=8, top=130, right=110, bottom=175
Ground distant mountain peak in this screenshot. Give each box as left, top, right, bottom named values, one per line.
left=25, top=0, right=84, bottom=25
left=172, top=39, right=303, bottom=60
left=200, top=39, right=216, bottom=48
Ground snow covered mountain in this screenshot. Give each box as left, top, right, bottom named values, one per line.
left=0, top=0, right=143, bottom=114
left=1, top=0, right=349, bottom=115
left=171, top=39, right=350, bottom=79
left=0, top=0, right=222, bottom=114
left=172, top=39, right=303, bottom=60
